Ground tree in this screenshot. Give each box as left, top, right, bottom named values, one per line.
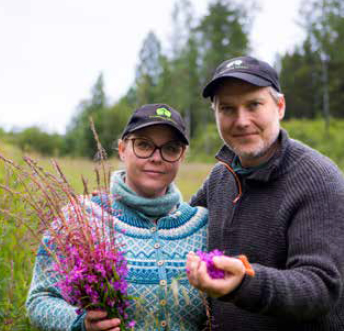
left=65, top=73, right=109, bottom=158
left=63, top=0, right=256, bottom=157
left=161, top=0, right=203, bottom=138
left=279, top=0, right=344, bottom=122
left=196, top=0, right=252, bottom=84
left=135, top=32, right=163, bottom=106
left=280, top=39, right=321, bottom=119
left=14, top=126, right=64, bottom=156
left=194, top=0, right=253, bottom=149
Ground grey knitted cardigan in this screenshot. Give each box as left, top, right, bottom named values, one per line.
left=190, top=129, right=344, bottom=331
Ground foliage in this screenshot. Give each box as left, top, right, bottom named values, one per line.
left=135, top=32, right=163, bottom=106
left=0, top=155, right=37, bottom=330
left=63, top=75, right=133, bottom=159
left=9, top=127, right=64, bottom=156
left=196, top=0, right=252, bottom=83
left=0, top=143, right=212, bottom=330
left=0, top=0, right=343, bottom=159
left=186, top=118, right=344, bottom=171
left=281, top=118, right=344, bottom=170
left=279, top=0, right=344, bottom=119
left=0, top=127, right=135, bottom=330
left=188, top=122, right=223, bottom=163
left=0, top=128, right=6, bottom=138
left=0, top=116, right=343, bottom=330
left=65, top=73, right=108, bottom=158
left=129, top=0, right=252, bottom=140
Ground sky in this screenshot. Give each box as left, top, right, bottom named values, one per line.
left=0, top=0, right=305, bottom=134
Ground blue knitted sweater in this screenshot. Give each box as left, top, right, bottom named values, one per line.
left=26, top=194, right=208, bottom=331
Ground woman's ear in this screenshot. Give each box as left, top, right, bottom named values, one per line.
left=180, top=146, right=188, bottom=162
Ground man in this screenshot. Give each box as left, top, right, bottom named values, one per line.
left=187, top=56, right=344, bottom=330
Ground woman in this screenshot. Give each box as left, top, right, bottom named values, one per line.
left=26, top=104, right=208, bottom=331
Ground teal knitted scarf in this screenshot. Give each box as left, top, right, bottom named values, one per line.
left=110, top=170, right=182, bottom=219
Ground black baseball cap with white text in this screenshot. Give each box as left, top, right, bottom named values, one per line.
left=202, top=56, right=281, bottom=99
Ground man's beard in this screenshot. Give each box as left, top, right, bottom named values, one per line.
left=223, top=131, right=280, bottom=161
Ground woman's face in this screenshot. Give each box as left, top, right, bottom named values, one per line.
left=118, top=125, right=186, bottom=198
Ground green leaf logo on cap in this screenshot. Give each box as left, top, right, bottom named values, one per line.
left=156, top=107, right=171, bottom=118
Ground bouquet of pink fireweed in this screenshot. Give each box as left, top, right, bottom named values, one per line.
left=46, top=195, right=135, bottom=330
left=0, top=119, right=135, bottom=330
left=51, top=228, right=134, bottom=329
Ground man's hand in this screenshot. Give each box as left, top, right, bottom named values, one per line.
left=186, top=252, right=246, bottom=298
left=84, top=310, right=121, bottom=331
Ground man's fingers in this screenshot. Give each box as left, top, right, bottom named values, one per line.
left=187, top=253, right=248, bottom=298
left=213, top=256, right=245, bottom=275
left=186, top=252, right=195, bottom=273
left=186, top=251, right=198, bottom=265
left=196, top=260, right=213, bottom=286
left=187, top=252, right=202, bottom=285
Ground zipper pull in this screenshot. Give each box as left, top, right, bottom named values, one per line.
left=233, top=195, right=241, bottom=204
left=217, top=160, right=243, bottom=205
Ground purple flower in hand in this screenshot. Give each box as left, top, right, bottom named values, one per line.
left=196, top=249, right=225, bottom=279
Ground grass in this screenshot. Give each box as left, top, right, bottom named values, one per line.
left=282, top=118, right=344, bottom=170
left=0, top=117, right=343, bottom=330
left=0, top=148, right=37, bottom=330
left=0, top=145, right=212, bottom=331
left=188, top=118, right=344, bottom=170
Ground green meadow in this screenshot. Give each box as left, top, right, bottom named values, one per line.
left=0, top=118, right=343, bottom=330
left=0, top=146, right=212, bottom=330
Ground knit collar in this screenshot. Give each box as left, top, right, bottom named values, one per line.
left=110, top=170, right=182, bottom=220
left=216, top=129, right=290, bottom=182
left=231, top=155, right=268, bottom=175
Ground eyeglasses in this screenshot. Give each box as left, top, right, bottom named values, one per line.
left=125, top=137, right=185, bottom=162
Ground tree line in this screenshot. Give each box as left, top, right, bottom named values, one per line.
left=1, top=0, right=343, bottom=158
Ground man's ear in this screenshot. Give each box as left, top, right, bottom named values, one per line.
left=278, top=95, right=286, bottom=120
left=118, top=139, right=126, bottom=161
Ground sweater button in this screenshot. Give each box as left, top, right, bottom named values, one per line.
left=160, top=320, right=167, bottom=327
left=157, top=260, right=164, bottom=266
left=154, top=243, right=160, bottom=249
left=160, top=299, right=167, bottom=306
left=150, top=227, right=157, bottom=233
left=159, top=280, right=167, bottom=286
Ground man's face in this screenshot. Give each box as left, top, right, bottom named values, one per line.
left=213, top=80, right=285, bottom=167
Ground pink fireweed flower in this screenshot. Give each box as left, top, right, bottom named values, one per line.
left=86, top=274, right=98, bottom=283
left=128, top=320, right=136, bottom=329
left=52, top=236, right=134, bottom=330
left=195, top=249, right=225, bottom=279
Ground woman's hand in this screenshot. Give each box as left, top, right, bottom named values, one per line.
left=186, top=252, right=246, bottom=298
left=84, top=310, right=121, bottom=331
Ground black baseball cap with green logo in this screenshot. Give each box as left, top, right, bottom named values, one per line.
left=203, top=56, right=281, bottom=99
left=121, top=104, right=189, bottom=145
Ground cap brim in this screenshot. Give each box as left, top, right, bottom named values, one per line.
left=122, top=120, right=189, bottom=145
left=202, top=72, right=273, bottom=98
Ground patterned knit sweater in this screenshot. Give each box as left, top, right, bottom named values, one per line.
left=26, top=195, right=208, bottom=331
left=190, top=129, right=344, bottom=331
